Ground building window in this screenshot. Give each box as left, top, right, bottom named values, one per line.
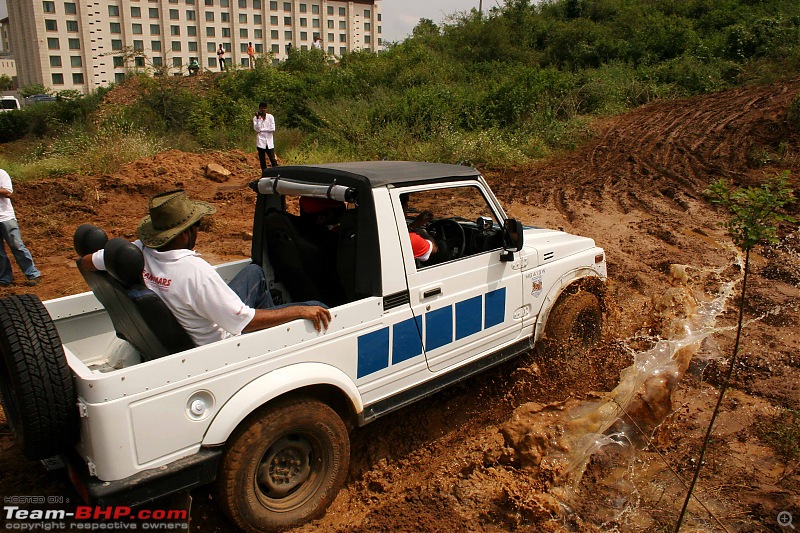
left=339, top=33, right=346, bottom=42
left=326, top=6, right=332, bottom=15
left=284, top=16, right=291, bottom=25
left=238, top=0, right=246, bottom=7
left=241, top=57, right=249, bottom=66
left=115, top=73, right=126, bottom=83
left=70, top=55, right=82, bottom=66
left=300, top=31, right=307, bottom=40
left=51, top=73, right=64, bottom=84
left=239, top=13, right=247, bottom=23
left=327, top=20, right=333, bottom=29
left=377, top=26, right=381, bottom=34
left=172, top=41, right=181, bottom=51
left=64, top=2, right=77, bottom=14
left=169, top=8, right=179, bottom=19
left=188, top=41, right=197, bottom=51
left=149, top=8, right=159, bottom=18
left=240, top=28, right=248, bottom=38
left=207, top=57, right=216, bottom=67
left=222, top=27, right=231, bottom=37
left=151, top=40, right=162, bottom=50
left=113, top=56, right=124, bottom=67
left=220, top=0, right=229, bottom=6
left=299, top=3, right=306, bottom=12
left=111, top=39, right=122, bottom=50
left=270, top=16, right=278, bottom=24
left=43, top=1, right=55, bottom=13
left=378, top=14, right=381, bottom=21
left=45, top=19, right=58, bottom=30
left=311, top=4, right=318, bottom=14
left=240, top=43, right=247, bottom=52
left=284, top=30, right=291, bottom=39
left=364, top=22, right=370, bottom=31
left=205, top=12, right=214, bottom=21
left=327, top=45, right=333, bottom=54
left=364, top=9, right=370, bottom=17
left=186, top=10, right=195, bottom=20
left=254, top=28, right=262, bottom=38
left=108, top=5, right=119, bottom=16
left=221, top=12, right=230, bottom=22
left=187, top=26, right=197, bottom=36
left=73, top=73, right=84, bottom=84
left=312, top=19, right=319, bottom=28
left=271, top=44, right=279, bottom=53
left=300, top=17, right=306, bottom=27
left=270, top=30, right=278, bottom=39
left=186, top=0, right=195, bottom=4
left=338, top=21, right=345, bottom=30
left=150, top=24, right=160, bottom=34
left=135, top=57, right=145, bottom=67
left=133, top=39, right=143, bottom=50
left=131, top=6, right=141, bottom=17
left=327, top=32, right=333, bottom=42
left=206, top=27, right=215, bottom=36
left=338, top=7, right=345, bottom=16
left=224, top=42, right=231, bottom=51
left=255, top=43, right=263, bottom=52
left=253, top=0, right=261, bottom=9
left=152, top=56, right=163, bottom=66
left=269, top=1, right=277, bottom=10
left=66, top=20, right=78, bottom=32
left=110, top=22, right=121, bottom=33
left=207, top=41, right=216, bottom=52
left=68, top=38, right=81, bottom=49
left=204, top=0, right=213, bottom=4
left=339, top=46, right=346, bottom=55
left=254, top=14, right=261, bottom=24
left=365, top=35, right=371, bottom=43
left=133, top=24, right=143, bottom=34
left=49, top=56, right=62, bottom=67
left=283, top=2, right=290, bottom=11
left=170, top=25, right=180, bottom=35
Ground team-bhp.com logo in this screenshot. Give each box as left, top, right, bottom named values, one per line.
left=4, top=504, right=188, bottom=530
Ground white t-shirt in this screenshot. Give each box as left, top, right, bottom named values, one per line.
left=0, top=169, right=16, bottom=223
left=253, top=113, right=276, bottom=150
left=92, top=241, right=255, bottom=346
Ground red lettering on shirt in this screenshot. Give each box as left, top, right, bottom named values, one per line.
left=143, top=270, right=172, bottom=288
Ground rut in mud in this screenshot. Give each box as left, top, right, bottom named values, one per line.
left=1, top=78, right=799, bottom=532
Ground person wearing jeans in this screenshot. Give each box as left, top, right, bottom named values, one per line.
left=253, top=101, right=279, bottom=170
left=0, top=169, right=41, bottom=287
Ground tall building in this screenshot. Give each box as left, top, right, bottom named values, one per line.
left=7, top=0, right=382, bottom=93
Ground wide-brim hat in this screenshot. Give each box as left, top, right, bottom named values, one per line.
left=137, top=190, right=216, bottom=248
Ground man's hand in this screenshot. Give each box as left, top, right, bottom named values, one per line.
left=299, top=306, right=332, bottom=332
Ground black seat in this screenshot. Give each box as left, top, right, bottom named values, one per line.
left=74, top=225, right=195, bottom=362
left=265, top=210, right=345, bottom=307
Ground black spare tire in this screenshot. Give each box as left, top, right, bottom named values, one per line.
left=0, top=294, right=79, bottom=460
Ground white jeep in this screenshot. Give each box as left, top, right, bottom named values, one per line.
left=0, top=162, right=606, bottom=532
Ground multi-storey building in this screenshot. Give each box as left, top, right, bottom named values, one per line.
left=7, top=0, right=382, bottom=93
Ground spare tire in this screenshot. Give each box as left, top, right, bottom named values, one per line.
left=0, top=294, right=79, bottom=460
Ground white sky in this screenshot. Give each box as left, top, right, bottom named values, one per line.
left=0, top=1, right=484, bottom=42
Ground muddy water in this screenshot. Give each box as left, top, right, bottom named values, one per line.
left=500, top=261, right=743, bottom=508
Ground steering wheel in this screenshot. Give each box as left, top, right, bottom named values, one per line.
left=427, top=219, right=466, bottom=261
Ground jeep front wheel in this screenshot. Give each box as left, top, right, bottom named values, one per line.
left=215, top=396, right=350, bottom=532
left=545, top=290, right=603, bottom=357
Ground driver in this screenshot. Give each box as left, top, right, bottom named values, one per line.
left=399, top=193, right=438, bottom=262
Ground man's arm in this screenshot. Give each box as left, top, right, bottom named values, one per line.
left=79, top=254, right=99, bottom=271
left=0, top=187, right=11, bottom=198
left=243, top=306, right=331, bottom=333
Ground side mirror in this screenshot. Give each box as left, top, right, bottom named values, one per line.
left=501, top=219, right=523, bottom=262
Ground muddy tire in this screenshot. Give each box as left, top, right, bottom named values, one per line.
left=215, top=396, right=350, bottom=532
left=0, top=294, right=79, bottom=460
left=545, top=291, right=603, bottom=356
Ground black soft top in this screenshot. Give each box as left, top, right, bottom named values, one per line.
left=260, top=161, right=481, bottom=188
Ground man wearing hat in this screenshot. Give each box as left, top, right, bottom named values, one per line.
left=80, top=190, right=330, bottom=346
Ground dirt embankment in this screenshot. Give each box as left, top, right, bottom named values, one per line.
left=1, top=78, right=799, bottom=532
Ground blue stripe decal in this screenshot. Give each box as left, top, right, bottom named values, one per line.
left=357, top=328, right=389, bottom=378
left=393, top=316, right=423, bottom=364
left=456, top=295, right=483, bottom=340
left=426, top=305, right=453, bottom=351
left=484, top=288, right=506, bottom=329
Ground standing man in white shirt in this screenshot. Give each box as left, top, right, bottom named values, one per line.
left=253, top=101, right=278, bottom=171
left=0, top=168, right=41, bottom=287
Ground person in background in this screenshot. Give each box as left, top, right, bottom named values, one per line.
left=0, top=168, right=42, bottom=287
left=253, top=101, right=278, bottom=170
left=312, top=36, right=323, bottom=50
left=247, top=42, right=256, bottom=69
left=188, top=57, right=200, bottom=76
left=217, top=45, right=226, bottom=71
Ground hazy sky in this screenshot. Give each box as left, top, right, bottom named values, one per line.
left=0, top=0, right=484, bottom=42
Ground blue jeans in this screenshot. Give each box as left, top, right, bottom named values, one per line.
left=228, top=264, right=326, bottom=310
left=0, top=218, right=40, bottom=284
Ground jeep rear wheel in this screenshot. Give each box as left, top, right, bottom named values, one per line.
left=216, top=396, right=350, bottom=532
left=545, top=290, right=603, bottom=357
left=0, top=294, right=79, bottom=460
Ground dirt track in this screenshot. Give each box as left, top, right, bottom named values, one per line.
left=1, top=78, right=799, bottom=532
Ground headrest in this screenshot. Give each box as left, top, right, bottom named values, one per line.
left=104, top=238, right=145, bottom=287
left=74, top=224, right=109, bottom=256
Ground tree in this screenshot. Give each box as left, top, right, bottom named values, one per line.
left=0, top=74, right=13, bottom=91
left=19, top=84, right=51, bottom=98
left=676, top=173, right=795, bottom=531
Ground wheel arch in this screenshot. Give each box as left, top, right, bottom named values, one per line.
left=202, top=363, right=362, bottom=446
left=533, top=268, right=606, bottom=344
